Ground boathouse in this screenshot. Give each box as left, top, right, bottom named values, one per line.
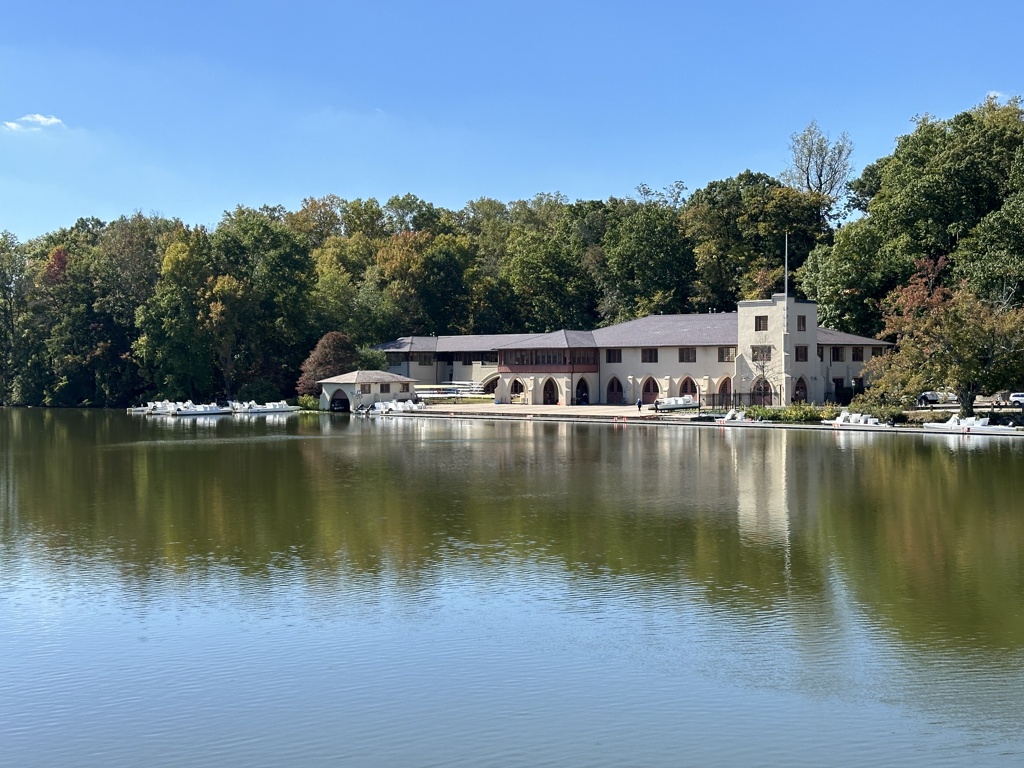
left=317, top=370, right=418, bottom=412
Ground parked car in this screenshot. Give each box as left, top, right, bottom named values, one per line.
left=917, top=390, right=958, bottom=406
left=1010, top=393, right=1024, bottom=405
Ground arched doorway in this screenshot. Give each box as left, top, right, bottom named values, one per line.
left=717, top=377, right=732, bottom=408
left=329, top=389, right=350, bottom=412
left=542, top=379, right=558, bottom=405
left=752, top=377, right=773, bottom=406
left=642, top=377, right=660, bottom=405
left=606, top=377, right=624, bottom=405
left=794, top=377, right=808, bottom=403
left=575, top=378, right=590, bottom=405
left=483, top=377, right=498, bottom=395
left=679, top=377, right=698, bottom=398
left=511, top=379, right=525, bottom=403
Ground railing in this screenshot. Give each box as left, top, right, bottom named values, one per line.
left=417, top=382, right=495, bottom=402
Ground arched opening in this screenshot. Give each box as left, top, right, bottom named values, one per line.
left=482, top=377, right=498, bottom=395
left=794, top=377, right=808, bottom=403
left=510, top=378, right=525, bottom=403
left=752, top=377, right=773, bottom=406
left=606, top=377, right=624, bottom=405
left=329, top=389, right=350, bottom=412
left=542, top=378, right=558, bottom=405
left=717, top=377, right=732, bottom=409
left=679, top=377, right=698, bottom=398
left=575, top=378, right=590, bottom=405
left=642, top=377, right=660, bottom=405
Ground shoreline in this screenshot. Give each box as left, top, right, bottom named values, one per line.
left=386, top=402, right=1024, bottom=437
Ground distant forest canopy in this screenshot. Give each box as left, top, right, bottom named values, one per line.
left=3, top=97, right=1024, bottom=408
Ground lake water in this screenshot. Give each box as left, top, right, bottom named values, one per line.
left=2, top=408, right=1023, bottom=767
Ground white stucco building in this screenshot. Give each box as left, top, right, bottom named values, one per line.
left=317, top=370, right=418, bottom=412
left=376, top=295, right=889, bottom=407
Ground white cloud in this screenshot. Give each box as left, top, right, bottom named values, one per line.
left=2, top=114, right=65, bottom=132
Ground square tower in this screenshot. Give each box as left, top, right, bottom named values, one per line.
left=737, top=294, right=820, bottom=405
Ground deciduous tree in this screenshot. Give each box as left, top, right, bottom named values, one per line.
left=296, top=331, right=359, bottom=395
left=866, top=260, right=1024, bottom=415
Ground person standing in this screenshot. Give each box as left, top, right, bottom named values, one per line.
left=636, top=397, right=642, bottom=412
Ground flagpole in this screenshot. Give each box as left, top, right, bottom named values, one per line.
left=784, top=231, right=788, bottom=298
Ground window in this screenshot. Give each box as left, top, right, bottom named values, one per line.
left=400, top=383, right=410, bottom=393
left=797, top=314, right=806, bottom=332
left=831, top=347, right=846, bottom=362
left=359, top=383, right=371, bottom=394
left=386, top=352, right=404, bottom=366
left=413, top=353, right=434, bottom=366
left=751, top=345, right=772, bottom=362
left=718, top=346, right=736, bottom=363
left=460, top=353, right=473, bottom=366
left=606, top=349, right=622, bottom=364
left=852, top=347, right=864, bottom=362
left=795, top=345, right=808, bottom=362
left=380, top=383, right=390, bottom=394
left=755, top=315, right=768, bottom=331
left=482, top=352, right=498, bottom=364
left=678, top=347, right=696, bottom=363
left=641, top=348, right=658, bottom=363
left=817, top=345, right=823, bottom=361
left=871, top=346, right=883, bottom=358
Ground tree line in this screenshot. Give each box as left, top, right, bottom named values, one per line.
left=2, top=98, right=1024, bottom=409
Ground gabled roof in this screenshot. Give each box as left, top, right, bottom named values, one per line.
left=494, top=329, right=596, bottom=349
left=376, top=336, right=437, bottom=353
left=372, top=313, right=890, bottom=355
left=592, top=313, right=738, bottom=347
left=439, top=333, right=540, bottom=352
left=375, top=334, right=542, bottom=353
left=817, top=328, right=891, bottom=346
left=317, top=370, right=419, bottom=385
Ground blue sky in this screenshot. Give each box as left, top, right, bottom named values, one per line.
left=2, top=1, right=1020, bottom=242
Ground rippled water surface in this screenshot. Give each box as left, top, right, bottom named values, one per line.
left=2, top=408, right=1023, bottom=766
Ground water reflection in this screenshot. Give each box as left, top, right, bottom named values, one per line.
left=3, top=408, right=1022, bottom=655
left=4, top=408, right=1024, bottom=765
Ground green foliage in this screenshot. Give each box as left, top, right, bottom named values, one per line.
left=9, top=98, right=1024, bottom=409
left=796, top=219, right=910, bottom=336
left=744, top=403, right=838, bottom=423
left=356, top=347, right=388, bottom=372
left=868, top=261, right=1024, bottom=416
left=296, top=393, right=320, bottom=410
left=237, top=379, right=280, bottom=403
left=0, top=230, right=27, bottom=403
left=681, top=171, right=824, bottom=313
left=602, top=200, right=693, bottom=321
left=210, top=206, right=318, bottom=398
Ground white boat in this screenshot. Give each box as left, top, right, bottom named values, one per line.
left=823, top=410, right=892, bottom=429
left=171, top=402, right=232, bottom=416
left=715, top=409, right=749, bottom=424
left=147, top=400, right=185, bottom=415
left=650, top=396, right=698, bottom=412
left=230, top=400, right=300, bottom=414
left=953, top=416, right=1021, bottom=435
left=922, top=415, right=963, bottom=432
